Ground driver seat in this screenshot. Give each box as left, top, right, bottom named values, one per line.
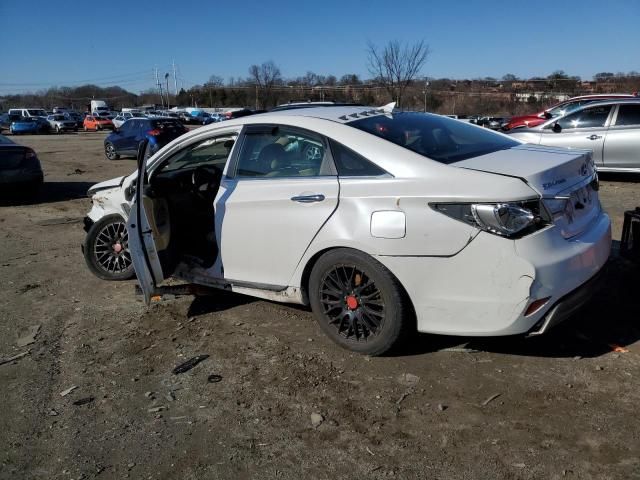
left=256, top=143, right=287, bottom=176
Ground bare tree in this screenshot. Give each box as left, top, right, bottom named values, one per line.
left=248, top=61, right=282, bottom=109
left=367, top=40, right=429, bottom=108
left=206, top=75, right=224, bottom=87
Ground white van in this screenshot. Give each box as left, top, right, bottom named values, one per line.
left=8, top=108, right=48, bottom=118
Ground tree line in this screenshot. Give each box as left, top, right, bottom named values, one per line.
left=2, top=40, right=640, bottom=116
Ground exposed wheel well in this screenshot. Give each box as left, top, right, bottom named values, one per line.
left=299, top=247, right=417, bottom=325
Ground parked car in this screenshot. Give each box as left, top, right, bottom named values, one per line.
left=223, top=108, right=257, bottom=120
left=0, top=113, right=22, bottom=131
left=112, top=112, right=140, bottom=129
left=503, top=94, right=637, bottom=131
left=508, top=99, right=640, bottom=173
left=9, top=116, right=50, bottom=134
left=46, top=114, right=78, bottom=133
left=103, top=117, right=188, bottom=160
left=205, top=113, right=223, bottom=124
left=64, top=111, right=84, bottom=129
left=8, top=108, right=48, bottom=119
left=0, top=134, right=43, bottom=194
left=477, top=116, right=508, bottom=130
left=83, top=115, right=114, bottom=131
left=83, top=105, right=610, bottom=355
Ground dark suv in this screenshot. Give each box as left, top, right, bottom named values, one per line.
left=104, top=117, right=188, bottom=160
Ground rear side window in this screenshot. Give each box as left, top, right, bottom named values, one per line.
left=349, top=112, right=518, bottom=164
left=615, top=104, right=640, bottom=126
left=555, top=105, right=612, bottom=129
left=329, top=139, right=387, bottom=176
left=151, top=119, right=184, bottom=132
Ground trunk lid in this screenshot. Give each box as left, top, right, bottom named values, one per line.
left=455, top=144, right=601, bottom=239
left=455, top=144, right=595, bottom=196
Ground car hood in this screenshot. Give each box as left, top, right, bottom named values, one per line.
left=455, top=144, right=595, bottom=196
left=87, top=176, right=125, bottom=195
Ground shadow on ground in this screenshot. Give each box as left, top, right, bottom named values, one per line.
left=0, top=181, right=95, bottom=206
left=599, top=172, right=640, bottom=183
left=187, top=290, right=255, bottom=317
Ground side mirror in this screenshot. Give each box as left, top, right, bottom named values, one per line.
left=552, top=123, right=562, bottom=133
left=543, top=111, right=553, bottom=119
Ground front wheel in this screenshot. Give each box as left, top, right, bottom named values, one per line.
left=308, top=248, right=412, bottom=356
left=83, top=214, right=135, bottom=281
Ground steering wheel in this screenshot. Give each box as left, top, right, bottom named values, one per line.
left=191, top=165, right=221, bottom=201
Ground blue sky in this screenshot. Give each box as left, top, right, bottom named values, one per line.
left=1, top=0, right=638, bottom=94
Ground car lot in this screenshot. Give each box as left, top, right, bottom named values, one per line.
left=1, top=131, right=640, bottom=479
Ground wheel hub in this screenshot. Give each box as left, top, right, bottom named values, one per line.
left=345, top=295, right=359, bottom=310
left=112, top=242, right=123, bottom=254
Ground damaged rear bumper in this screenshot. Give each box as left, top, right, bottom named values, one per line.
left=375, top=212, right=611, bottom=337
left=526, top=266, right=606, bottom=336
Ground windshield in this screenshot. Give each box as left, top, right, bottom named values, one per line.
left=28, top=109, right=47, bottom=116
left=349, top=112, right=518, bottom=164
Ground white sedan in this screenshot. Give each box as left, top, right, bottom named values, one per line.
left=83, top=104, right=611, bottom=355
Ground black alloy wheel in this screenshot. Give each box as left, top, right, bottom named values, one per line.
left=309, top=248, right=412, bottom=356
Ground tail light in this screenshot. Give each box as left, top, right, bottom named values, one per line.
left=147, top=129, right=161, bottom=136
left=431, top=199, right=549, bottom=238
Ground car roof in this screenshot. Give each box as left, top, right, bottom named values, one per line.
left=246, top=105, right=392, bottom=124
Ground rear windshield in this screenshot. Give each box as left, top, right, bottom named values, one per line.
left=151, top=119, right=184, bottom=130
left=349, top=112, right=518, bottom=164
left=0, top=149, right=25, bottom=169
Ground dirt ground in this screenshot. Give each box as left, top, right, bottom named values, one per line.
left=1, top=131, right=639, bottom=480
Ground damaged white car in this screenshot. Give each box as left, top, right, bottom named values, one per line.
left=83, top=105, right=611, bottom=355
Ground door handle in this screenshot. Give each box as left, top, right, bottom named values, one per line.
left=291, top=194, right=325, bottom=203
left=587, top=135, right=602, bottom=140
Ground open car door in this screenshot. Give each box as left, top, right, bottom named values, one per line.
left=127, top=139, right=164, bottom=304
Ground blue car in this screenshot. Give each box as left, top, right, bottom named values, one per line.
left=9, top=117, right=50, bottom=135
left=201, top=113, right=224, bottom=125
left=104, top=117, right=188, bottom=160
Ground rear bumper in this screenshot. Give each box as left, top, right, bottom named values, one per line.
left=526, top=265, right=606, bottom=336
left=376, top=212, right=611, bottom=337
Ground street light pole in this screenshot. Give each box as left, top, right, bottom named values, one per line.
left=423, top=79, right=429, bottom=112
left=165, top=73, right=170, bottom=109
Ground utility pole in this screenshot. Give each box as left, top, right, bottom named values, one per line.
left=172, top=60, right=178, bottom=96
left=255, top=84, right=259, bottom=110
left=165, top=73, right=170, bottom=109
left=155, top=68, right=164, bottom=108
left=423, top=78, right=429, bottom=113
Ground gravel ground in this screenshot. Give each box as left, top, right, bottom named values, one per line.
left=1, top=131, right=639, bottom=480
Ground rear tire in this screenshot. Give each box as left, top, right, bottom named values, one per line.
left=308, top=248, right=412, bottom=356
left=83, top=214, right=135, bottom=281
left=105, top=142, right=119, bottom=160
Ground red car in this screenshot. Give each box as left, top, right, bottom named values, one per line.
left=504, top=94, right=637, bottom=130
left=83, top=115, right=114, bottom=131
